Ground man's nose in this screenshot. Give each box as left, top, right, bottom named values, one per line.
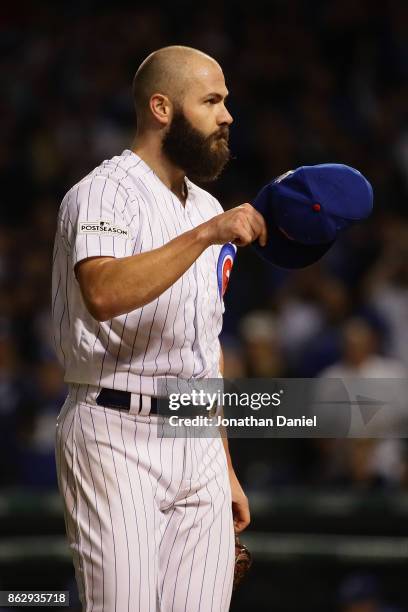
left=218, top=105, right=233, bottom=126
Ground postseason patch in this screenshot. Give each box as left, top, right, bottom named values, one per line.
left=78, top=220, right=129, bottom=237
left=217, top=243, right=237, bottom=298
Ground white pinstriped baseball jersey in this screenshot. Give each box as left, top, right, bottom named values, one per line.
left=52, top=149, right=227, bottom=396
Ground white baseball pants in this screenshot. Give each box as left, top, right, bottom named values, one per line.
left=55, top=386, right=235, bottom=612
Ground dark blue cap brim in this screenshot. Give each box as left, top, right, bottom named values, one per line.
left=252, top=222, right=334, bottom=269
left=251, top=178, right=334, bottom=268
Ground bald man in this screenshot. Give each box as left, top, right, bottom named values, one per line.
left=53, top=46, right=266, bottom=612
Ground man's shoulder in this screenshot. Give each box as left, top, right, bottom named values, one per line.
left=89, top=149, right=151, bottom=183
left=61, top=150, right=150, bottom=208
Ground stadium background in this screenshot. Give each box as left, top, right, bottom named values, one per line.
left=1, top=0, right=408, bottom=610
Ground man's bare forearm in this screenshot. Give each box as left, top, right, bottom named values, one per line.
left=77, top=224, right=212, bottom=321
left=77, top=203, right=267, bottom=321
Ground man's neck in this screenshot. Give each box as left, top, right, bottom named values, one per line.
left=132, top=136, right=187, bottom=205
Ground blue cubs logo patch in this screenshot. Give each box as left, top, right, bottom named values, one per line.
left=217, top=243, right=237, bottom=298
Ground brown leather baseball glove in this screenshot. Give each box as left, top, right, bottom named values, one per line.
left=233, top=534, right=252, bottom=590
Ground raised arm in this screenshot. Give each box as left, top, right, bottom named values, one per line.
left=76, top=203, right=267, bottom=321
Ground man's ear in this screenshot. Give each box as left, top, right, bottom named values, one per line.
left=149, top=93, right=171, bottom=126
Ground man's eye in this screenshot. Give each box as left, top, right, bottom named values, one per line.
left=205, top=99, right=216, bottom=104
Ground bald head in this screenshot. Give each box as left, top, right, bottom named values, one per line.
left=132, top=46, right=220, bottom=121
left=131, top=45, right=233, bottom=181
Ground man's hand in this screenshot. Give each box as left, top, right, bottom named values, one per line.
left=228, top=466, right=250, bottom=533
left=203, top=203, right=268, bottom=247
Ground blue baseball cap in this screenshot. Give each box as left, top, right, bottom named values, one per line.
left=252, top=163, right=373, bottom=269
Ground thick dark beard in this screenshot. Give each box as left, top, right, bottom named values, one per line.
left=162, top=108, right=231, bottom=183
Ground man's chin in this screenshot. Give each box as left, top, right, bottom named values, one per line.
left=192, top=161, right=229, bottom=183
left=189, top=171, right=218, bottom=183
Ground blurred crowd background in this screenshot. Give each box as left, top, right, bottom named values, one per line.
left=1, top=0, right=408, bottom=610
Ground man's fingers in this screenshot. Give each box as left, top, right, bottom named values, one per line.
left=232, top=499, right=251, bottom=533
left=246, top=210, right=268, bottom=247
left=232, top=503, right=251, bottom=533
left=232, top=230, right=252, bottom=247
left=232, top=218, right=255, bottom=246
left=250, top=207, right=268, bottom=246
left=234, top=518, right=250, bottom=533
left=212, top=203, right=268, bottom=247
left=258, top=216, right=268, bottom=247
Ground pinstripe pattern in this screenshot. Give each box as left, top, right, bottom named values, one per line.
left=56, top=388, right=234, bottom=611
left=53, top=148, right=235, bottom=611
left=52, top=150, right=225, bottom=395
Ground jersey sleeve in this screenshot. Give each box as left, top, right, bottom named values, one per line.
left=61, top=174, right=135, bottom=268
